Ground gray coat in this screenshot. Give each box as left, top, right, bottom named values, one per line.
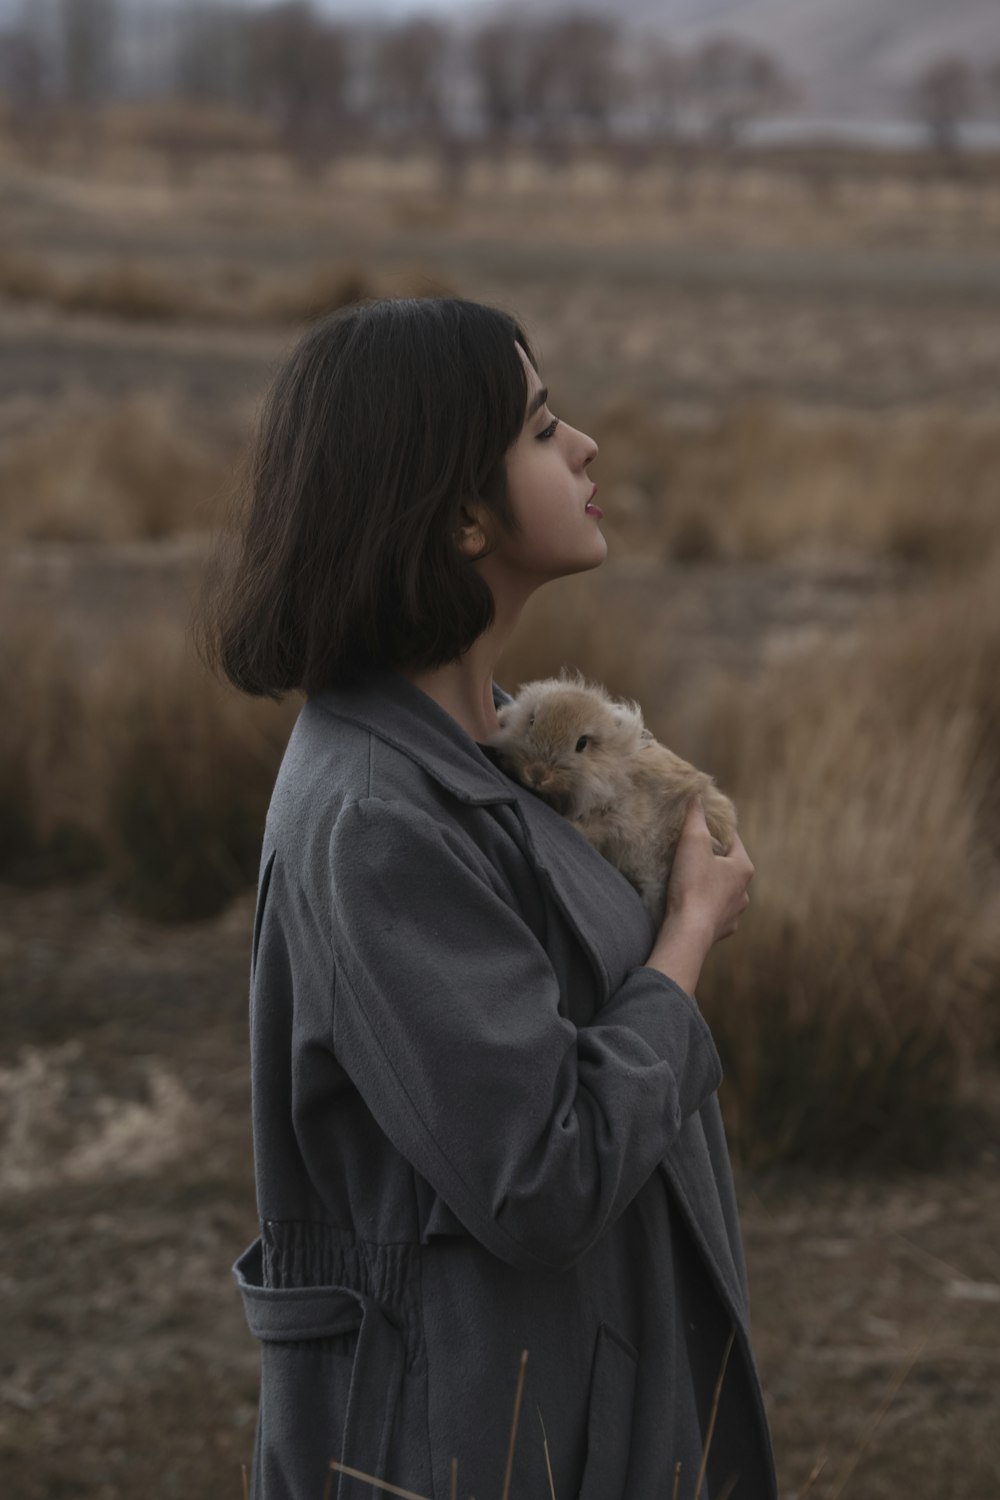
left=232, top=667, right=778, bottom=1500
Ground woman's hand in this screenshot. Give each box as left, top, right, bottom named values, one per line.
left=643, top=796, right=754, bottom=995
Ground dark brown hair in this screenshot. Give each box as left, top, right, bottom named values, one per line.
left=194, top=296, right=537, bottom=698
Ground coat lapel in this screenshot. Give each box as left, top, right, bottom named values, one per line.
left=505, top=787, right=659, bottom=1003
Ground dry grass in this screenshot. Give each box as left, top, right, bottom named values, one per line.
left=686, top=547, right=1000, bottom=1167
left=0, top=253, right=218, bottom=322
left=89, top=620, right=298, bottom=922
left=0, top=616, right=104, bottom=884
left=0, top=613, right=296, bottom=920
left=589, top=396, right=1000, bottom=573
left=0, top=251, right=454, bottom=328
left=0, top=393, right=239, bottom=542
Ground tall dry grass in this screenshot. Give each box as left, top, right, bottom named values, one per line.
left=0, top=616, right=104, bottom=884
left=590, top=397, right=1000, bottom=573
left=676, top=549, right=1000, bottom=1166
left=0, top=251, right=453, bottom=328
left=0, top=613, right=295, bottom=919
left=89, top=622, right=298, bottom=922
left=0, top=394, right=239, bottom=541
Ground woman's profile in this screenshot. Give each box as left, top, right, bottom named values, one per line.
left=197, top=296, right=775, bottom=1500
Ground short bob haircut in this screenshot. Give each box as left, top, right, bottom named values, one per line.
left=196, top=296, right=538, bottom=698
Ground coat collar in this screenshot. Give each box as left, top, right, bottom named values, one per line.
left=309, top=668, right=519, bottom=807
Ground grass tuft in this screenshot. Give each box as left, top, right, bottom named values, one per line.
left=92, top=623, right=296, bottom=922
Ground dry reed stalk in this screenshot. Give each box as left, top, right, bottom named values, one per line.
left=671, top=1459, right=682, bottom=1500
left=535, top=1405, right=557, bottom=1500
left=449, top=1456, right=457, bottom=1500
left=241, top=1461, right=249, bottom=1500
left=326, top=1459, right=432, bottom=1500
left=500, top=1349, right=529, bottom=1500
left=794, top=1452, right=828, bottom=1499
left=691, top=1326, right=736, bottom=1500
left=823, top=1336, right=927, bottom=1500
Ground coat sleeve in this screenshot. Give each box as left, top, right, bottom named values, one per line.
left=327, top=795, right=723, bottom=1272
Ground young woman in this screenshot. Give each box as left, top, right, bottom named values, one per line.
left=202, top=297, right=776, bottom=1500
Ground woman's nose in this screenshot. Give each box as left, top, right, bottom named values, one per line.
left=579, top=429, right=598, bottom=466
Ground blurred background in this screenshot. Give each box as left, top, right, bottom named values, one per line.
left=1, top=1, right=999, bottom=1496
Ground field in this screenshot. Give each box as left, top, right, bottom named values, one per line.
left=1, top=133, right=999, bottom=1497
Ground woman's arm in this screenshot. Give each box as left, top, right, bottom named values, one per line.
left=327, top=796, right=723, bottom=1273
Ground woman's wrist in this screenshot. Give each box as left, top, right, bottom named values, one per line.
left=643, top=914, right=714, bottom=998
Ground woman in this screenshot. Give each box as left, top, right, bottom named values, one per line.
left=203, top=297, right=776, bottom=1500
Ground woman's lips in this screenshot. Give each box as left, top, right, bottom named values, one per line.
left=585, top=485, right=602, bottom=518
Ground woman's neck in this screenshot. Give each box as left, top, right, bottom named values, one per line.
left=399, top=628, right=509, bottom=744
left=402, top=668, right=502, bottom=744
left=399, top=577, right=531, bottom=743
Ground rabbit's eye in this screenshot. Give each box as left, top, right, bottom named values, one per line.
left=528, top=712, right=535, bottom=727
left=575, top=735, right=589, bottom=752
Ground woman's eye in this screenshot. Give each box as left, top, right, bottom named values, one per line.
left=575, top=735, right=589, bottom=752
left=537, top=417, right=560, bottom=440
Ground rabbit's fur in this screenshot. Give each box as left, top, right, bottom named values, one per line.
left=484, top=668, right=737, bottom=923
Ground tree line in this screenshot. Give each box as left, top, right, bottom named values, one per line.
left=0, top=0, right=998, bottom=173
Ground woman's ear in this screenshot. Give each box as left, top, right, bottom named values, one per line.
left=454, top=501, right=491, bottom=560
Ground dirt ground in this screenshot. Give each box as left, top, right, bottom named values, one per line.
left=1, top=876, right=998, bottom=1500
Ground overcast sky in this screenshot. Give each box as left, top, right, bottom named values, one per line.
left=243, top=0, right=484, bottom=12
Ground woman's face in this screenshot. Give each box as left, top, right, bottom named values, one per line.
left=481, top=343, right=604, bottom=586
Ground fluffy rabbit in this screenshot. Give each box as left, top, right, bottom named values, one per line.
left=483, top=668, right=737, bottom=923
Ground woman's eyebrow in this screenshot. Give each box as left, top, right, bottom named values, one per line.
left=527, top=386, right=549, bottom=418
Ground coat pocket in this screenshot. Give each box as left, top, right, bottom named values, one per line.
left=576, top=1322, right=639, bottom=1500
left=233, top=1236, right=408, bottom=1500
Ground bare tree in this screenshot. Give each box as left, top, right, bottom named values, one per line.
left=551, top=13, right=622, bottom=144
left=987, top=57, right=1000, bottom=116
left=370, top=17, right=449, bottom=140
left=911, top=54, right=976, bottom=157
left=171, top=1, right=248, bottom=109
left=512, top=12, right=623, bottom=165
left=613, top=34, right=684, bottom=176
left=637, top=37, right=684, bottom=144
left=688, top=34, right=795, bottom=150
left=244, top=1, right=352, bottom=176
left=59, top=0, right=118, bottom=109
left=0, top=9, right=52, bottom=161
left=469, top=16, right=531, bottom=155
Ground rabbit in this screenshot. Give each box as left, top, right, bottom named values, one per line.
left=483, top=667, right=738, bottom=924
